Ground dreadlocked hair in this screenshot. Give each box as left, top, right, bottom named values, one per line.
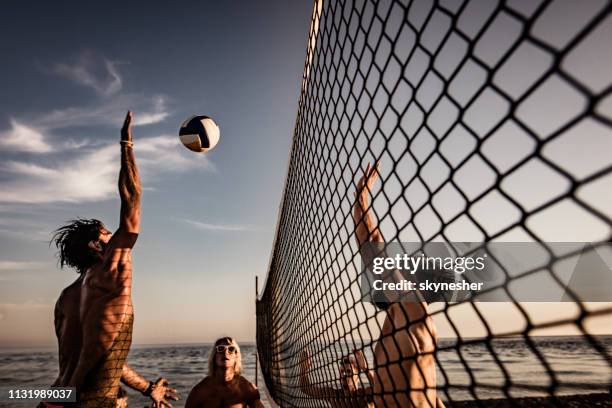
left=51, top=218, right=104, bottom=274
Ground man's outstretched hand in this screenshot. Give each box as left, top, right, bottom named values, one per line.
left=353, top=349, right=368, bottom=372
left=121, top=111, right=133, bottom=142
left=355, top=160, right=380, bottom=201
left=148, top=377, right=179, bottom=408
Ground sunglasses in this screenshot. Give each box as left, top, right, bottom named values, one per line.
left=215, top=345, right=237, bottom=354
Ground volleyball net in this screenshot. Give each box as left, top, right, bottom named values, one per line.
left=257, top=0, right=612, bottom=405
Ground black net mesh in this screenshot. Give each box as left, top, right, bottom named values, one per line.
left=257, top=0, right=612, bottom=406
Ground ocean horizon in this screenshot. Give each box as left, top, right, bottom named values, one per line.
left=1, top=335, right=610, bottom=407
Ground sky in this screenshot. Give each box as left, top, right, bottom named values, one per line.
left=0, top=0, right=312, bottom=347
left=0, top=0, right=611, bottom=349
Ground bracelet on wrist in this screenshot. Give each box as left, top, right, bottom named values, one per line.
left=120, top=140, right=134, bottom=147
left=143, top=381, right=154, bottom=396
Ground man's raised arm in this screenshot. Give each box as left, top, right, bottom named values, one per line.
left=116, top=110, right=141, bottom=244
left=353, top=163, right=442, bottom=407
left=353, top=161, right=383, bottom=247
left=66, top=111, right=141, bottom=389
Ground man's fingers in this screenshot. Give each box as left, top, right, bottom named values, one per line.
left=121, top=110, right=133, bottom=140
left=368, top=160, right=379, bottom=179
left=366, top=161, right=380, bottom=188
left=122, top=111, right=132, bottom=129
left=353, top=349, right=367, bottom=369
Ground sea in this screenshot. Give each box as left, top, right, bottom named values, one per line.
left=0, top=337, right=610, bottom=407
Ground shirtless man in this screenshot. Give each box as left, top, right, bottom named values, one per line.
left=186, top=337, right=263, bottom=408
left=49, top=112, right=178, bottom=407
left=353, top=162, right=444, bottom=408
left=296, top=163, right=444, bottom=408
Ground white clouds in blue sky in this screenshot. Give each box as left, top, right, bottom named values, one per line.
left=0, top=134, right=214, bottom=204
left=0, top=51, right=212, bottom=205
left=52, top=52, right=123, bottom=97
left=0, top=0, right=310, bottom=345
left=0, top=120, right=53, bottom=153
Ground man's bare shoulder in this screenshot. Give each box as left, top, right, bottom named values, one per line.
left=237, top=376, right=260, bottom=402
left=237, top=375, right=257, bottom=389
left=186, top=377, right=219, bottom=407
left=56, top=277, right=82, bottom=309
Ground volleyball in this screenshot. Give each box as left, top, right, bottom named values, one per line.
left=178, top=115, right=220, bottom=153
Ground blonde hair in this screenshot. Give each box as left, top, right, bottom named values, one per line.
left=208, top=337, right=242, bottom=376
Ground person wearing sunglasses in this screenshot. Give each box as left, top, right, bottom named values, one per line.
left=186, top=337, right=263, bottom=407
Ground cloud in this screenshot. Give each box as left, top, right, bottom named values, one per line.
left=0, top=119, right=53, bottom=153
left=52, top=52, right=123, bottom=96
left=0, top=261, right=44, bottom=270
left=0, top=135, right=213, bottom=204
left=0, top=94, right=170, bottom=155
left=0, top=261, right=46, bottom=283
left=0, top=227, right=50, bottom=241
left=40, top=52, right=168, bottom=127
left=0, top=216, right=56, bottom=241
left=132, top=96, right=170, bottom=125
left=137, top=135, right=215, bottom=172
left=0, top=300, right=51, bottom=309
left=181, top=218, right=256, bottom=232
left=0, top=300, right=52, bottom=314
left=35, top=93, right=170, bottom=130
left=0, top=146, right=116, bottom=203
left=0, top=52, right=171, bottom=155
left=0, top=52, right=190, bottom=205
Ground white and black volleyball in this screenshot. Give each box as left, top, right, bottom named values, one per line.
left=178, top=115, right=220, bottom=153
